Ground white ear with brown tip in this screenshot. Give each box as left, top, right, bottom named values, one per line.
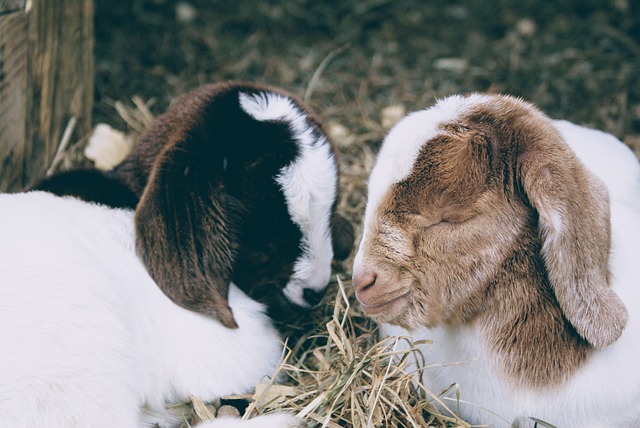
left=519, top=129, right=628, bottom=348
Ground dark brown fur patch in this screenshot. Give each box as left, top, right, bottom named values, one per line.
left=32, top=169, right=138, bottom=209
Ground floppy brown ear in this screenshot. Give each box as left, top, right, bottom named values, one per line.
left=518, top=129, right=627, bottom=348
left=331, top=211, right=355, bottom=261
left=135, top=142, right=241, bottom=329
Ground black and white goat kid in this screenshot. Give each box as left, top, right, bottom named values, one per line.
left=0, top=82, right=354, bottom=428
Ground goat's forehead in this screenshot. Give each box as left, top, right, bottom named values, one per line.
left=365, top=94, right=495, bottom=222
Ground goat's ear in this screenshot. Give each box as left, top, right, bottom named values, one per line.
left=518, top=129, right=627, bottom=348
left=330, top=211, right=355, bottom=260
left=135, top=142, right=241, bottom=329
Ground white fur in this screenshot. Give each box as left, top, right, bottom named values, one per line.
left=554, top=119, right=640, bottom=210
left=359, top=96, right=640, bottom=427
left=0, top=192, right=299, bottom=428
left=240, top=91, right=336, bottom=306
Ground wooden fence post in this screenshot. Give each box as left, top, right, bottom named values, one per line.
left=0, top=0, right=94, bottom=192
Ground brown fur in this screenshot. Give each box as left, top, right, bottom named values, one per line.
left=355, top=94, right=627, bottom=388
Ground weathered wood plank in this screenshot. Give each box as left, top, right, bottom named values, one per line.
left=0, top=11, right=27, bottom=192
left=20, top=0, right=94, bottom=190
left=0, top=1, right=93, bottom=192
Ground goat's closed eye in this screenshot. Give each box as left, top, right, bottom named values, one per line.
left=439, top=207, right=480, bottom=225
left=440, top=215, right=474, bottom=225
left=405, top=213, right=457, bottom=229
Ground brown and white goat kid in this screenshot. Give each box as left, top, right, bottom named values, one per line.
left=352, top=94, right=640, bottom=427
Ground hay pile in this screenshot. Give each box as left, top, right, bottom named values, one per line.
left=183, top=278, right=470, bottom=428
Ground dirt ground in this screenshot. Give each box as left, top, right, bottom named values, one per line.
left=94, top=1, right=640, bottom=265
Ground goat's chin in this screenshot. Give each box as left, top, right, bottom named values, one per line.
left=359, top=294, right=411, bottom=325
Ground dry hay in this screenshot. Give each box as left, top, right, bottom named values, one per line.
left=180, top=278, right=471, bottom=428
left=243, top=277, right=470, bottom=428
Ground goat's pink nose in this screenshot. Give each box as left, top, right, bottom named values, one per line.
left=352, top=271, right=377, bottom=294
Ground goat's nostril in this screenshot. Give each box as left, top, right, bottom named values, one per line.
left=352, top=271, right=377, bottom=294
left=303, top=288, right=326, bottom=307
